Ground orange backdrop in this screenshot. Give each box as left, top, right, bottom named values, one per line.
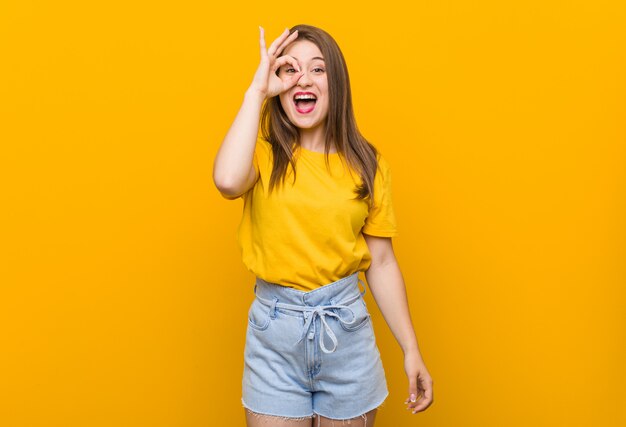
left=1, top=1, right=625, bottom=426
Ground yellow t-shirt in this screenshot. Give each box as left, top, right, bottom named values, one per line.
left=236, top=137, right=398, bottom=291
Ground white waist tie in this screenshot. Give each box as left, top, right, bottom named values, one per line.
left=253, top=278, right=366, bottom=354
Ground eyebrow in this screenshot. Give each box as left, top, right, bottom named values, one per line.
left=292, top=56, right=325, bottom=62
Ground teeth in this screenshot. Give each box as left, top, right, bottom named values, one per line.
left=294, top=94, right=317, bottom=100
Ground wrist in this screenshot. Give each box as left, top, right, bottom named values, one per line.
left=245, top=86, right=267, bottom=103
left=402, top=343, right=422, bottom=358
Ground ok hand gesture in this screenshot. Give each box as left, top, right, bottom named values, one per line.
left=249, top=27, right=303, bottom=99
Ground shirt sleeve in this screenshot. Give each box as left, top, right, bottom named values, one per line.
left=362, top=154, right=399, bottom=237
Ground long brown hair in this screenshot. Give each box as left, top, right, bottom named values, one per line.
left=260, top=24, right=381, bottom=206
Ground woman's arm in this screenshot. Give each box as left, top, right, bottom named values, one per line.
left=213, top=27, right=303, bottom=199
left=212, top=88, right=264, bottom=199
left=363, top=233, right=434, bottom=414
left=363, top=234, right=420, bottom=353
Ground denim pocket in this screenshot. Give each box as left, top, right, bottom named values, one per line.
left=338, top=297, right=371, bottom=332
left=248, top=299, right=271, bottom=331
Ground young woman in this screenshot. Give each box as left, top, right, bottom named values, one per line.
left=213, top=24, right=433, bottom=427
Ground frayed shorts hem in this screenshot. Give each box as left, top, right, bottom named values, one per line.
left=242, top=397, right=315, bottom=420
left=312, top=390, right=389, bottom=421
left=242, top=391, right=389, bottom=421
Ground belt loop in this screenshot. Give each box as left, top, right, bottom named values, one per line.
left=269, top=297, right=278, bottom=319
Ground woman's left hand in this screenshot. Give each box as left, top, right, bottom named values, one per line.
left=403, top=350, right=434, bottom=414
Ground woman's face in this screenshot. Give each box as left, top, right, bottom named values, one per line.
left=278, top=40, right=329, bottom=131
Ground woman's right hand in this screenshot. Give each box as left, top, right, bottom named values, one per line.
left=249, top=27, right=303, bottom=99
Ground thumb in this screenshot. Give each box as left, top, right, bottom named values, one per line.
left=284, top=72, right=304, bottom=91
left=404, top=375, right=419, bottom=404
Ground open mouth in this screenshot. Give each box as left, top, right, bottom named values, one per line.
left=293, top=92, right=317, bottom=114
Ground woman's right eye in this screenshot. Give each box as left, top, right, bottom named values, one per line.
left=285, top=68, right=296, bottom=73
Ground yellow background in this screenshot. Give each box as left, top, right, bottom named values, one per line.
left=1, top=1, right=625, bottom=426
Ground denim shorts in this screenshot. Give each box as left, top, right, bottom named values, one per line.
left=241, top=271, right=389, bottom=421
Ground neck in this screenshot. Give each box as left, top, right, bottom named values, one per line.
left=298, top=123, right=335, bottom=153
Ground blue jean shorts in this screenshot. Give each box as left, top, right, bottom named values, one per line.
left=241, top=271, right=389, bottom=421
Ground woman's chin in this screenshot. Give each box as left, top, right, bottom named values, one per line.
left=288, top=113, right=326, bottom=130
left=293, top=121, right=317, bottom=130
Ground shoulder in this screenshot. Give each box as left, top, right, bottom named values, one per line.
left=374, top=150, right=392, bottom=180
left=377, top=151, right=391, bottom=168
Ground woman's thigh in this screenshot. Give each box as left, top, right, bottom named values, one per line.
left=245, top=408, right=314, bottom=427
left=315, top=408, right=377, bottom=427
left=244, top=406, right=378, bottom=427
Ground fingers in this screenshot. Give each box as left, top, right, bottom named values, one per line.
left=259, top=27, right=299, bottom=63
left=273, top=29, right=299, bottom=58
left=281, top=72, right=304, bottom=93
left=259, top=26, right=267, bottom=59
left=404, top=376, right=434, bottom=414
left=405, top=391, right=425, bottom=413
left=271, top=55, right=300, bottom=74
left=267, top=28, right=290, bottom=57
left=267, top=28, right=299, bottom=58
left=404, top=375, right=418, bottom=406
left=403, top=392, right=417, bottom=405
left=411, top=385, right=433, bottom=413
left=403, top=390, right=418, bottom=412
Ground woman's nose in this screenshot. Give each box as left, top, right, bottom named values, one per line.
left=298, top=71, right=312, bottom=86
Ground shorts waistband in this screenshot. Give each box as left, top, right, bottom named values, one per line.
left=253, top=272, right=367, bottom=354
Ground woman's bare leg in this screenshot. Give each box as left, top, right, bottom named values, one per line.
left=245, top=408, right=314, bottom=427
left=314, top=408, right=377, bottom=427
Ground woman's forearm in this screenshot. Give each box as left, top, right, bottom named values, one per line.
left=213, top=88, right=265, bottom=197
left=365, top=260, right=422, bottom=356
